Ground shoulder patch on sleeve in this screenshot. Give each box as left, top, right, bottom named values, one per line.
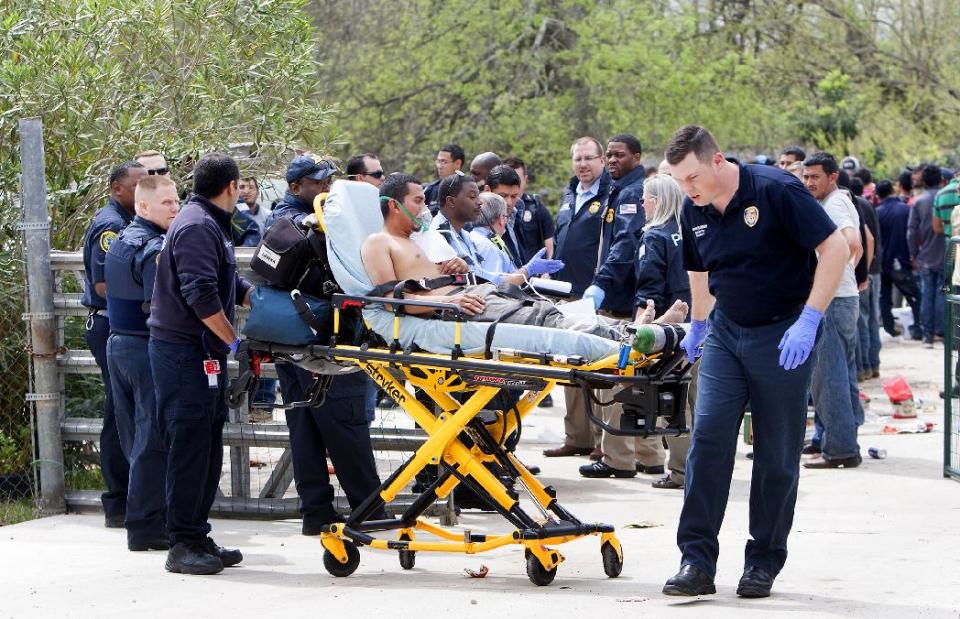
left=619, top=203, right=637, bottom=215
left=99, top=230, right=118, bottom=252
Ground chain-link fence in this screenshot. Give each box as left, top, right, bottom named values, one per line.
left=0, top=227, right=39, bottom=526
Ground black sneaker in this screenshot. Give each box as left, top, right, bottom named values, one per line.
left=537, top=394, right=554, bottom=408
left=165, top=542, right=223, bottom=575
left=579, top=461, right=636, bottom=478
left=129, top=537, right=170, bottom=552
left=202, top=537, right=243, bottom=567
left=801, top=443, right=822, bottom=455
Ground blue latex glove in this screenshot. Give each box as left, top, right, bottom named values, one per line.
left=524, top=248, right=565, bottom=277
left=680, top=319, right=707, bottom=363
left=581, top=285, right=606, bottom=310
left=777, top=305, right=823, bottom=370
left=228, top=337, right=242, bottom=356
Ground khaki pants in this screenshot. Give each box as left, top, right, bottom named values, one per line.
left=664, top=360, right=699, bottom=484
left=598, top=387, right=665, bottom=470
left=562, top=385, right=601, bottom=449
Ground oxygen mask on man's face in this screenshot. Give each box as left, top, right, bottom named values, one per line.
left=385, top=195, right=432, bottom=232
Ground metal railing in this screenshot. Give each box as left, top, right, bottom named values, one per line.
left=944, top=236, right=959, bottom=481
left=17, top=118, right=442, bottom=519
left=43, top=249, right=435, bottom=518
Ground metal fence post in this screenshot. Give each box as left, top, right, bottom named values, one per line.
left=20, top=118, right=65, bottom=514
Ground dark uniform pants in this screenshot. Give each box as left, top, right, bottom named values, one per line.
left=85, top=312, right=128, bottom=519
left=149, top=339, right=226, bottom=545
left=107, top=334, right=167, bottom=543
left=275, top=364, right=383, bottom=527
left=678, top=309, right=817, bottom=578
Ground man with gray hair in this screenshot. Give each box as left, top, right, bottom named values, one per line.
left=469, top=192, right=518, bottom=274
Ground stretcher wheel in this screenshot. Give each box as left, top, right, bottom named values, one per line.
left=323, top=542, right=360, bottom=577
left=398, top=549, right=416, bottom=570
left=398, top=533, right=416, bottom=570
left=526, top=554, right=557, bottom=586
left=601, top=541, right=623, bottom=578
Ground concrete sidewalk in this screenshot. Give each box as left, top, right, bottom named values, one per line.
left=3, top=339, right=959, bottom=617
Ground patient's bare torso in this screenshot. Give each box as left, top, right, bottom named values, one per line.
left=385, top=233, right=457, bottom=296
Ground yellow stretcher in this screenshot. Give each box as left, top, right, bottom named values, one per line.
left=234, top=292, right=692, bottom=586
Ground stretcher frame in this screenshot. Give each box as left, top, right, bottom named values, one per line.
left=236, top=290, right=691, bottom=586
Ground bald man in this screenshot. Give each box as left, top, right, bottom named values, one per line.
left=470, top=152, right=502, bottom=187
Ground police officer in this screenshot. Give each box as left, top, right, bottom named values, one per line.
left=580, top=134, right=648, bottom=314
left=661, top=125, right=849, bottom=598
left=504, top=157, right=556, bottom=263
left=148, top=153, right=249, bottom=575
left=542, top=137, right=611, bottom=458
left=105, top=175, right=179, bottom=551
left=81, top=160, right=147, bottom=527
left=424, top=144, right=465, bottom=214
left=483, top=165, right=525, bottom=267
left=265, top=154, right=385, bottom=535
left=578, top=134, right=664, bottom=474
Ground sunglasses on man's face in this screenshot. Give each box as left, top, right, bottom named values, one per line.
left=147, top=167, right=169, bottom=176
left=365, top=170, right=385, bottom=179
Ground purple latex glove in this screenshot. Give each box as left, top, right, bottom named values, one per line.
left=680, top=319, right=707, bottom=363
left=228, top=337, right=242, bottom=356
left=524, top=248, right=564, bottom=277
left=777, top=305, right=823, bottom=370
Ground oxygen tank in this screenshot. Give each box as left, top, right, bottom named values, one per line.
left=631, top=323, right=688, bottom=355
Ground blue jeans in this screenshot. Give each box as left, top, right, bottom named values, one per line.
left=918, top=269, right=945, bottom=340
left=85, top=312, right=128, bottom=519
left=857, top=274, right=881, bottom=371
left=811, top=296, right=861, bottom=460
left=149, top=338, right=227, bottom=545
left=677, top=308, right=818, bottom=578
left=107, top=334, right=167, bottom=543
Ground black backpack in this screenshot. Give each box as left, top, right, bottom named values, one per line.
left=249, top=217, right=339, bottom=299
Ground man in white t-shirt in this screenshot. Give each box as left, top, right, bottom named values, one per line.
left=801, top=152, right=864, bottom=468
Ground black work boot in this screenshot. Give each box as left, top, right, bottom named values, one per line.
left=736, top=566, right=775, bottom=598
left=165, top=542, right=224, bottom=575
left=662, top=564, right=716, bottom=596
left=202, top=537, right=243, bottom=567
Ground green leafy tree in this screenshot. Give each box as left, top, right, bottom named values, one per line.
left=0, top=0, right=337, bottom=487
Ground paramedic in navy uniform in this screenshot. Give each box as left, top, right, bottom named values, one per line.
left=661, top=126, right=850, bottom=599
left=148, top=153, right=249, bottom=575
left=264, top=155, right=385, bottom=536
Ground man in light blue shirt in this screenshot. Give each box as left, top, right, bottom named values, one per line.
left=431, top=174, right=562, bottom=285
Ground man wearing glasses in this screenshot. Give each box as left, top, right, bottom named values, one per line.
left=345, top=153, right=385, bottom=188
left=542, top=137, right=611, bottom=460
left=136, top=150, right=171, bottom=177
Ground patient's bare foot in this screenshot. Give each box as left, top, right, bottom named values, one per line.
left=634, top=299, right=656, bottom=324
left=655, top=300, right=689, bottom=325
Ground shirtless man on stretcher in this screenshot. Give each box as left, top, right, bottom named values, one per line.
left=360, top=173, right=687, bottom=335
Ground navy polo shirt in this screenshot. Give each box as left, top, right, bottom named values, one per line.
left=680, top=162, right=836, bottom=327
left=81, top=198, right=134, bottom=310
